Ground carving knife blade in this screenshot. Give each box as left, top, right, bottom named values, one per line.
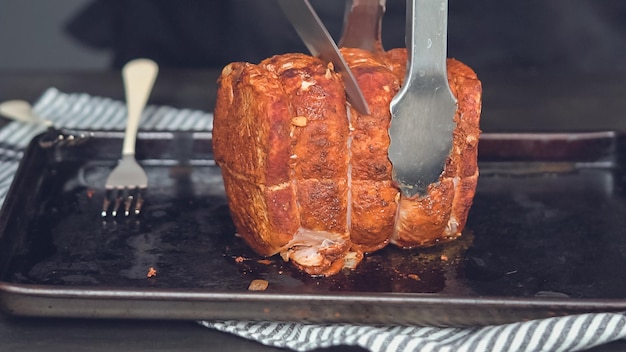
left=388, top=0, right=457, bottom=198
left=277, top=0, right=370, bottom=115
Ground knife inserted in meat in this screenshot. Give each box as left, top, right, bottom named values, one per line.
left=277, top=0, right=370, bottom=115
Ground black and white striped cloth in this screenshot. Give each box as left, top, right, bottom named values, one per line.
left=2, top=88, right=626, bottom=352
left=201, top=313, right=626, bottom=352
left=0, top=88, right=213, bottom=204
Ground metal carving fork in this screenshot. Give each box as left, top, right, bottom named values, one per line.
left=102, top=59, right=158, bottom=217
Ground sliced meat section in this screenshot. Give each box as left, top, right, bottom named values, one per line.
left=340, top=48, right=400, bottom=253
left=385, top=50, right=482, bottom=248
left=215, top=54, right=355, bottom=276
left=213, top=62, right=299, bottom=256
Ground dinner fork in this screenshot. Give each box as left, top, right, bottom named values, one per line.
left=102, top=58, right=159, bottom=217
left=0, top=100, right=93, bottom=149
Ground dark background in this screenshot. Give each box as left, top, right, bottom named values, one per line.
left=63, top=0, right=626, bottom=75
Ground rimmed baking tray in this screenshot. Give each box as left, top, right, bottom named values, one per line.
left=0, top=130, right=625, bottom=326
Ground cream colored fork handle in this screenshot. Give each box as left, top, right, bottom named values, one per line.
left=0, top=100, right=53, bottom=126
left=121, top=59, right=159, bottom=156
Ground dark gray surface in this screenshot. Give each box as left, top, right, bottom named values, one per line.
left=0, top=315, right=623, bottom=352
left=0, top=315, right=287, bottom=352
left=1, top=69, right=626, bottom=351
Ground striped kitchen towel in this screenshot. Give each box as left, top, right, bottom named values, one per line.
left=1, top=87, right=625, bottom=352
left=0, top=87, right=212, bottom=204
left=201, top=313, right=626, bottom=352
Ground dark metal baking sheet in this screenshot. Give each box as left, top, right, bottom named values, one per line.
left=1, top=130, right=626, bottom=326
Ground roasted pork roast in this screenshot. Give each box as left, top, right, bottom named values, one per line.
left=213, top=48, right=482, bottom=276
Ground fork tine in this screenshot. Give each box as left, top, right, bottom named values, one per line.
left=134, top=191, right=145, bottom=215
left=111, top=189, right=125, bottom=217
left=124, top=192, right=134, bottom=217
left=101, top=189, right=113, bottom=217
left=101, top=188, right=145, bottom=217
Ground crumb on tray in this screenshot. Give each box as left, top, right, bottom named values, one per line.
left=407, top=274, right=420, bottom=281
left=248, top=279, right=269, bottom=291
left=147, top=267, right=157, bottom=278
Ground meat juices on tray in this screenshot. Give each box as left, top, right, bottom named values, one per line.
left=213, top=48, right=482, bottom=276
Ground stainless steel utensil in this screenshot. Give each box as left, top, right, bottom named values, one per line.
left=102, top=58, right=158, bottom=217
left=0, top=99, right=92, bottom=149
left=388, top=0, right=457, bottom=198
left=277, top=0, right=370, bottom=115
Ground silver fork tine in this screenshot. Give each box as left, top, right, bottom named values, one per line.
left=102, top=58, right=158, bottom=217
left=101, top=190, right=112, bottom=217
left=134, top=192, right=144, bottom=215
left=124, top=192, right=134, bottom=216
left=112, top=191, right=123, bottom=217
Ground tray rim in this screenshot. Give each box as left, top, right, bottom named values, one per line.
left=3, top=281, right=626, bottom=324
left=0, top=130, right=625, bottom=326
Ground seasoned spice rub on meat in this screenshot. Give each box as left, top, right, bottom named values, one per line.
left=213, top=48, right=482, bottom=276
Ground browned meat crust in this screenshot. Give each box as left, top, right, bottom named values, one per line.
left=213, top=48, right=482, bottom=276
